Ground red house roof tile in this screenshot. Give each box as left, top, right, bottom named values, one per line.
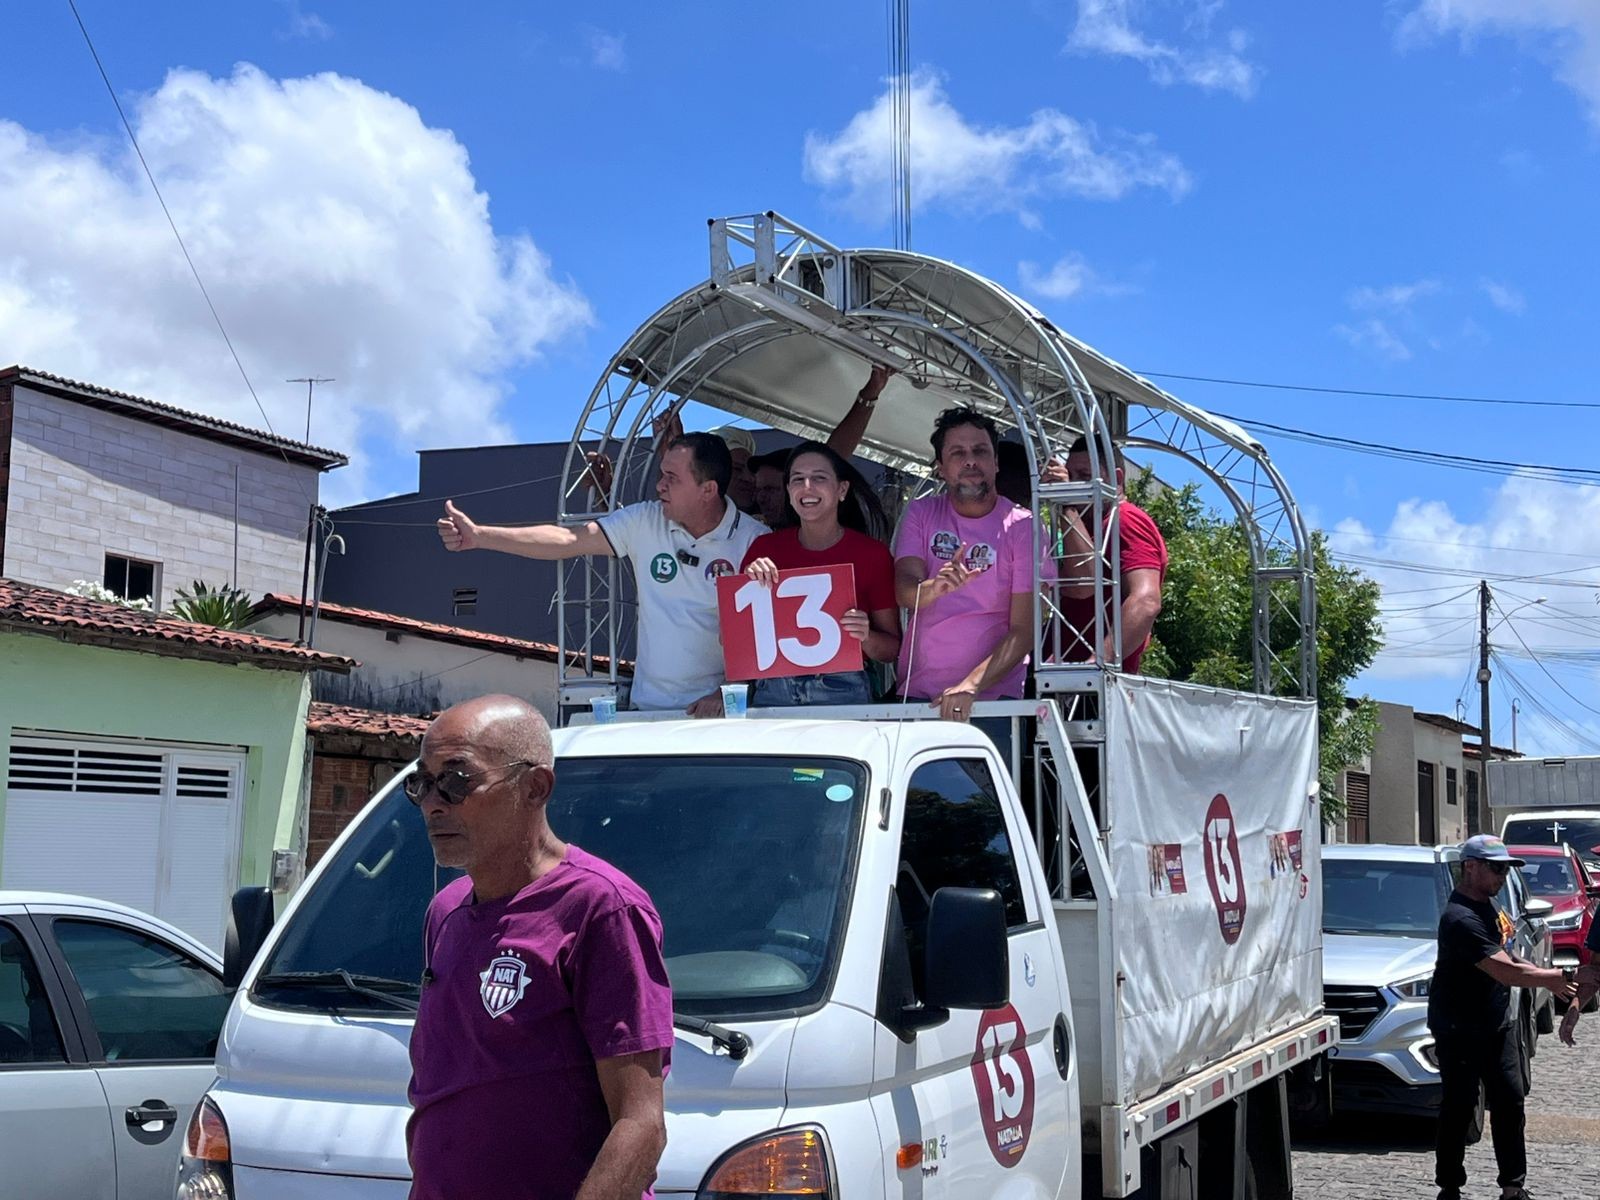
left=307, top=702, right=430, bottom=741
left=0, top=579, right=354, bottom=673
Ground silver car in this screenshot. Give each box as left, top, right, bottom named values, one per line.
left=0, top=891, right=229, bottom=1199
left=1321, top=845, right=1554, bottom=1117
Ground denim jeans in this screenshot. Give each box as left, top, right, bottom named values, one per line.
left=752, top=670, right=874, bottom=708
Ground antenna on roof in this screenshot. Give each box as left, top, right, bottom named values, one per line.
left=887, top=0, right=912, bottom=251
left=288, top=377, right=335, bottom=444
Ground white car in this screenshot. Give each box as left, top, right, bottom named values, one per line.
left=0, top=891, right=229, bottom=1200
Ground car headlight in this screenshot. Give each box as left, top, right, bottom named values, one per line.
left=1546, top=910, right=1583, bottom=931
left=1390, top=973, right=1432, bottom=1000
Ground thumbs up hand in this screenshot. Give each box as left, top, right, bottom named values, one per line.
left=437, top=500, right=480, bottom=552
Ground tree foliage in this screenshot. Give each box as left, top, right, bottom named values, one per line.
left=171, top=580, right=255, bottom=630
left=1127, top=474, right=1383, bottom=820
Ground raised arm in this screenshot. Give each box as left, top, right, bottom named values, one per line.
left=437, top=500, right=614, bottom=561
left=826, top=365, right=893, bottom=458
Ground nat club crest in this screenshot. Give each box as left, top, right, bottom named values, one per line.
left=479, top=951, right=531, bottom=1018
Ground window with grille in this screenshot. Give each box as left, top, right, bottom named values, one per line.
left=1345, top=771, right=1371, bottom=843
left=452, top=587, right=478, bottom=617
left=1446, top=767, right=1459, bottom=806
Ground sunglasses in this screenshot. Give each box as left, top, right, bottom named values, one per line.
left=1475, top=860, right=1512, bottom=875
left=403, top=761, right=535, bottom=806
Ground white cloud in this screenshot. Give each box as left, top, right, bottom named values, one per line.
left=583, top=27, right=627, bottom=71
left=1400, top=0, right=1600, bottom=126
left=1335, top=318, right=1413, bottom=361
left=803, top=70, right=1191, bottom=226
left=1017, top=252, right=1134, bottom=301
left=1335, top=474, right=1600, bottom=751
left=1481, top=278, right=1527, bottom=314
left=1347, top=279, right=1443, bottom=311
left=1068, top=0, right=1260, bottom=97
left=280, top=1, right=332, bottom=41
left=0, top=65, right=591, bottom=504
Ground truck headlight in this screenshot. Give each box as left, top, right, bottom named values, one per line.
left=697, top=1126, right=833, bottom=1198
left=176, top=1096, right=234, bottom=1200
left=1390, top=974, right=1432, bottom=1000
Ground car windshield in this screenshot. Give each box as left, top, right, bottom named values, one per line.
left=1323, top=859, right=1449, bottom=937
left=1502, top=817, right=1600, bottom=862
left=1519, top=858, right=1578, bottom=897
left=256, top=755, right=866, bottom=1019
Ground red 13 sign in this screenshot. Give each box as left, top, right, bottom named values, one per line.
left=970, top=1003, right=1035, bottom=1167
left=1202, top=793, right=1248, bottom=945
left=716, top=564, right=864, bottom=681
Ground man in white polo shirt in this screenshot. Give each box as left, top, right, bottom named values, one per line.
left=438, top=432, right=762, bottom=715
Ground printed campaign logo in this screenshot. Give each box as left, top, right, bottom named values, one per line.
left=479, top=951, right=531, bottom=1019
left=970, top=1003, right=1035, bottom=1167
left=1202, top=793, right=1248, bottom=946
left=704, top=558, right=736, bottom=580
left=649, top=552, right=678, bottom=583
left=964, top=542, right=996, bottom=574
left=931, top=530, right=960, bottom=561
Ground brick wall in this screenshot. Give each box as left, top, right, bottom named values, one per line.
left=4, top=385, right=320, bottom=604
left=308, top=748, right=411, bottom=866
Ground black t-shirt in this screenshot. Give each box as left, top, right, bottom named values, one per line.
left=1427, top=889, right=1512, bottom=1037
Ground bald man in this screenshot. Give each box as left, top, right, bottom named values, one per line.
left=403, top=696, right=673, bottom=1200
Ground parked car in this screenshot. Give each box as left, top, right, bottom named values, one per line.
left=1514, top=843, right=1597, bottom=973
left=0, top=891, right=230, bottom=1200
left=1321, top=844, right=1554, bottom=1118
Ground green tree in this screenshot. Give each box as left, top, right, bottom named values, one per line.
left=171, top=580, right=255, bottom=630
left=1128, top=474, right=1382, bottom=820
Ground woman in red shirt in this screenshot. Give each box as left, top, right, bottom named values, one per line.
left=739, top=442, right=901, bottom=706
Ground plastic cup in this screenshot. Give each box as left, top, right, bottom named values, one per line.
left=590, top=695, right=618, bottom=725
left=720, top=683, right=748, bottom=718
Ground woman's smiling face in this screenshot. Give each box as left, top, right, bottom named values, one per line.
left=787, top=452, right=847, bottom=522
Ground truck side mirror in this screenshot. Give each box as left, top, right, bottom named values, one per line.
left=923, top=887, right=1009, bottom=1011
left=224, top=886, right=275, bottom=990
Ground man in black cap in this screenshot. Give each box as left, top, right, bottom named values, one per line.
left=1429, top=834, right=1576, bottom=1200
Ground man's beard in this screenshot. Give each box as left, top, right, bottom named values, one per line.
left=953, top=478, right=992, bottom=501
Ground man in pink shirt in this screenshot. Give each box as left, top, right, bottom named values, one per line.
left=893, top=407, right=1054, bottom=733
left=406, top=695, right=673, bottom=1200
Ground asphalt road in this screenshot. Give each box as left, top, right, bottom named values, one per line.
left=1294, top=1029, right=1600, bottom=1199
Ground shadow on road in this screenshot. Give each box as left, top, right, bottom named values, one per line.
left=1292, top=1115, right=1436, bottom=1153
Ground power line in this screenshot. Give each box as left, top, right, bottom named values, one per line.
left=1143, top=371, right=1600, bottom=411
left=1326, top=529, right=1600, bottom=561
left=1493, top=602, right=1600, bottom=720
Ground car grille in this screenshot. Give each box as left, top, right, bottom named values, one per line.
left=1325, top=985, right=1388, bottom=1040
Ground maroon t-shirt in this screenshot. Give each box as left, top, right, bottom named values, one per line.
left=407, top=847, right=673, bottom=1200
left=1057, top=500, right=1168, bottom=673
left=740, top=526, right=896, bottom=614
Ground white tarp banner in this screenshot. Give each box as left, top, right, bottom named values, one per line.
left=1104, top=674, right=1323, bottom=1102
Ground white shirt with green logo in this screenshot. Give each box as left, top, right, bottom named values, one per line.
left=597, top=499, right=764, bottom=709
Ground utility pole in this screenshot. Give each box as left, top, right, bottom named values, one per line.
left=1476, top=579, right=1492, bottom=837
left=288, top=376, right=334, bottom=444
left=1512, top=698, right=1521, bottom=753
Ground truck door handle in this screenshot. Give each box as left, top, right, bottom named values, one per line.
left=126, top=1100, right=179, bottom=1128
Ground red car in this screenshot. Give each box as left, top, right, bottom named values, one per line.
left=1513, top=843, right=1598, bottom=969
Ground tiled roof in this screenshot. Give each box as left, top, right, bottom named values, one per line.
left=1, top=365, right=347, bottom=470
left=0, top=579, right=355, bottom=673
left=250, top=594, right=631, bottom=672
left=308, top=702, right=430, bottom=741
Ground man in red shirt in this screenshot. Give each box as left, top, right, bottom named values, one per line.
left=1046, top=436, right=1167, bottom=672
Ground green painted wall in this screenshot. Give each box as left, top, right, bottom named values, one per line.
left=0, top=631, right=314, bottom=888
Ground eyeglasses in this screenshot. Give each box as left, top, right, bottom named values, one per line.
left=402, top=761, right=536, bottom=806
left=1475, top=860, right=1512, bottom=875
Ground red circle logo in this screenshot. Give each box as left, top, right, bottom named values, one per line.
left=1202, top=793, right=1248, bottom=945
left=970, top=1003, right=1035, bottom=1167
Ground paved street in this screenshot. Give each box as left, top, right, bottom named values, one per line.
left=1295, top=1033, right=1600, bottom=1199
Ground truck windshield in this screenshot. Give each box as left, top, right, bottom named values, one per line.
left=1503, top=817, right=1600, bottom=863
left=1322, top=860, right=1449, bottom=937
left=256, top=755, right=866, bottom=1019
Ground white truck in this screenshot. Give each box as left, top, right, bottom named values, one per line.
left=181, top=212, right=1335, bottom=1199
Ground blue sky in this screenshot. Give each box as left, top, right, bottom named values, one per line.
left=3, top=0, right=1598, bottom=749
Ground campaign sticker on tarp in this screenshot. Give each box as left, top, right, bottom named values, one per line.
left=1148, top=844, right=1188, bottom=896
left=970, top=1003, right=1035, bottom=1168
left=1203, top=793, right=1248, bottom=946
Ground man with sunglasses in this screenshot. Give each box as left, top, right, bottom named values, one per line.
left=1428, top=835, right=1576, bottom=1200
left=405, top=695, right=672, bottom=1200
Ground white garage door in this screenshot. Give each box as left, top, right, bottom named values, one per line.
left=2, top=735, right=245, bottom=951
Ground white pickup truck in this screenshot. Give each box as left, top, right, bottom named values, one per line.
left=182, top=681, right=1330, bottom=1200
